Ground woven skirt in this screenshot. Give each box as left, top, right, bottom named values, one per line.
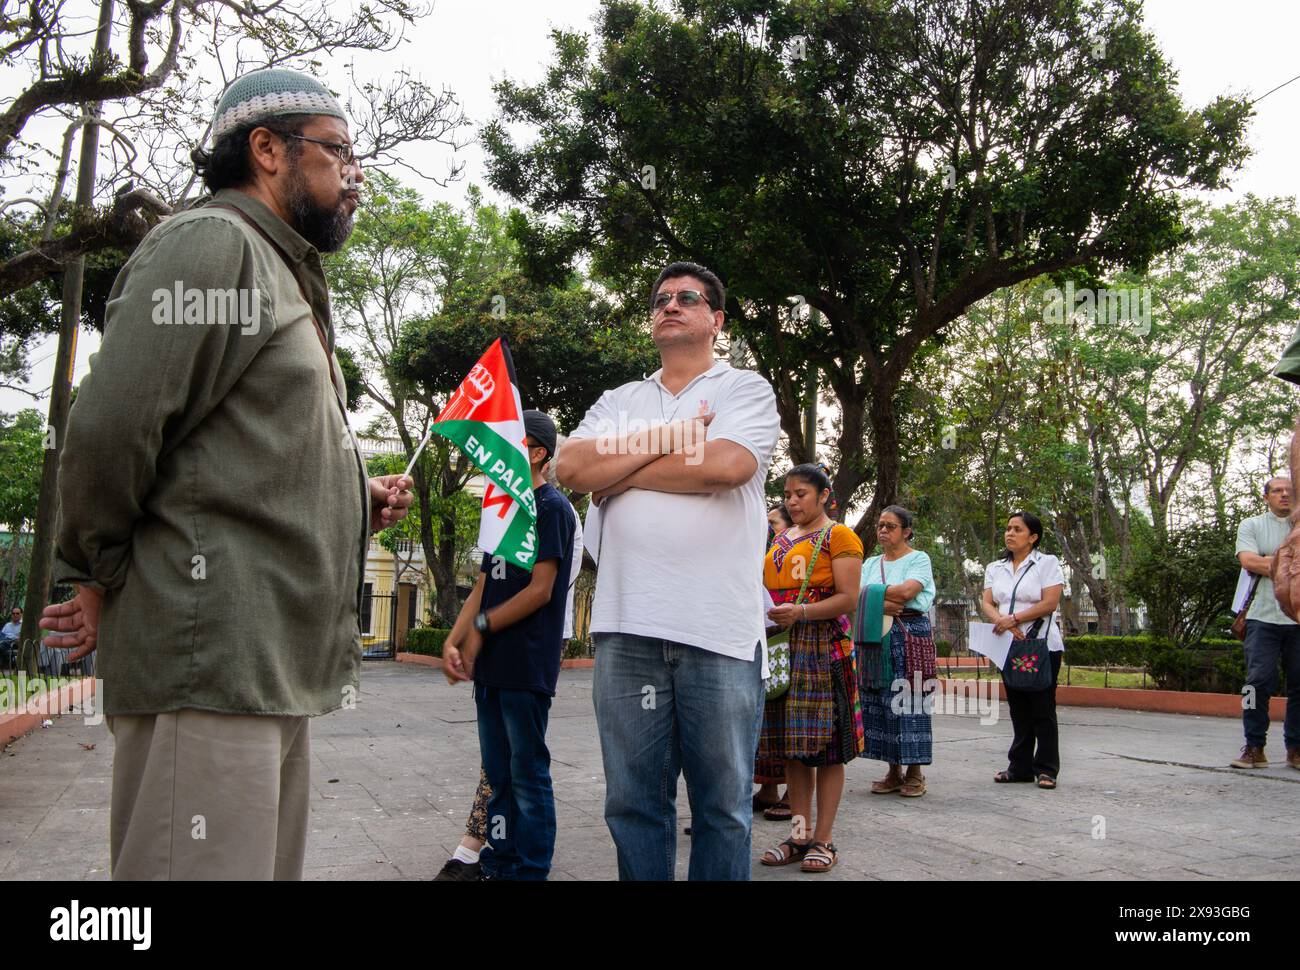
left=859, top=613, right=934, bottom=765
left=757, top=618, right=864, bottom=767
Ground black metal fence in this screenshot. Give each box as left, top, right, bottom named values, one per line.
left=361, top=587, right=400, bottom=660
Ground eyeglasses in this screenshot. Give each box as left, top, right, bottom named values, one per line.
left=282, top=133, right=357, bottom=167
left=877, top=523, right=901, bottom=532
left=651, top=289, right=712, bottom=312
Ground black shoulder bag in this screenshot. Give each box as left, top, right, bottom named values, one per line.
left=1000, top=561, right=1055, bottom=692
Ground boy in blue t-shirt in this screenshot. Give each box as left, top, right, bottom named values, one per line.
left=443, top=410, right=576, bottom=880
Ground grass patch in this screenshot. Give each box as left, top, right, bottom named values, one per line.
left=943, top=667, right=1152, bottom=689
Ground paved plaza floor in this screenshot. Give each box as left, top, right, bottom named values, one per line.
left=3, top=661, right=1298, bottom=881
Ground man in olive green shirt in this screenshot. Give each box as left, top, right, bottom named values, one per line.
left=39, top=69, right=413, bottom=879
left=1232, top=477, right=1300, bottom=769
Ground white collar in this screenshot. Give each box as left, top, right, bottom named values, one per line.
left=996, top=549, right=1041, bottom=573
left=646, top=360, right=730, bottom=395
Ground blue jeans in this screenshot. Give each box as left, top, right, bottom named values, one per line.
left=592, top=632, right=764, bottom=881
left=1242, top=620, right=1300, bottom=750
left=475, top=684, right=555, bottom=881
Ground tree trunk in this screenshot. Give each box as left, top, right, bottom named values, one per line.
left=852, top=377, right=901, bottom=545
left=18, top=0, right=114, bottom=673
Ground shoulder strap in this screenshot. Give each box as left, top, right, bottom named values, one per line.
left=207, top=202, right=341, bottom=396
left=795, top=524, right=834, bottom=605
left=1007, top=559, right=1035, bottom=614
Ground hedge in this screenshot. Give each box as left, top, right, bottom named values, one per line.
left=404, top=627, right=451, bottom=657
left=1061, top=635, right=1249, bottom=693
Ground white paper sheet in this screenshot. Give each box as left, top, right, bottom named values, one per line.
left=582, top=499, right=602, bottom=566
left=1231, top=568, right=1256, bottom=613
left=968, top=622, right=1014, bottom=669
left=763, top=587, right=781, bottom=633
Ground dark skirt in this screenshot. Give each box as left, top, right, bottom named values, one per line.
left=859, top=613, right=934, bottom=766
left=757, top=618, right=864, bottom=768
left=753, top=757, right=785, bottom=786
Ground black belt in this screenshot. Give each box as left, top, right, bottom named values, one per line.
left=899, top=608, right=924, bottom=618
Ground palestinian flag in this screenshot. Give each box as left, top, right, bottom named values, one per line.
left=429, top=338, right=539, bottom=570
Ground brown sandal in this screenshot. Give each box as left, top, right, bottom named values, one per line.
left=800, top=841, right=838, bottom=872
left=900, top=773, right=926, bottom=797
left=870, top=773, right=903, bottom=794
left=761, top=838, right=811, bottom=866
left=763, top=801, right=793, bottom=821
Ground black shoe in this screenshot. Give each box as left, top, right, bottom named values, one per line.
left=433, top=858, right=481, bottom=882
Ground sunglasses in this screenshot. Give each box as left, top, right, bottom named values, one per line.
left=651, top=289, right=713, bottom=311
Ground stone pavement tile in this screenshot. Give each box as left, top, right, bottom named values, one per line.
left=303, top=841, right=398, bottom=868
left=1177, top=854, right=1300, bottom=879
left=3, top=844, right=102, bottom=880
left=304, top=862, right=405, bottom=881
left=6, top=661, right=1300, bottom=882
left=361, top=818, right=466, bottom=855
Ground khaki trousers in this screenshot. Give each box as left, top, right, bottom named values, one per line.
left=107, top=709, right=311, bottom=880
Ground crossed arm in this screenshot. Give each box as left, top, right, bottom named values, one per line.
left=556, top=417, right=757, bottom=503
left=882, top=579, right=924, bottom=616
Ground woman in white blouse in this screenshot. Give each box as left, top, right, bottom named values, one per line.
left=980, top=512, right=1065, bottom=789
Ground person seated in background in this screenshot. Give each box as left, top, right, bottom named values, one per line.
left=1, top=607, right=20, bottom=667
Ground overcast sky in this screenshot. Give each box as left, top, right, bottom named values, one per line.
left=5, top=0, right=1299, bottom=423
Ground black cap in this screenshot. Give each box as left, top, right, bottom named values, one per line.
left=523, top=409, right=557, bottom=459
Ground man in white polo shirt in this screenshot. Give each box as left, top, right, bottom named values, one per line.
left=557, top=261, right=779, bottom=880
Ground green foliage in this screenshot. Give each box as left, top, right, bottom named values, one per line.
left=404, top=626, right=451, bottom=657
left=484, top=0, right=1251, bottom=522
left=1126, top=521, right=1240, bottom=646
left=335, top=345, right=366, bottom=412
left=1060, top=635, right=1246, bottom=693
left=907, top=197, right=1300, bottom=626
left=1063, top=635, right=1169, bottom=667
left=0, top=409, right=44, bottom=530
left=1144, top=641, right=1244, bottom=694
left=564, top=636, right=594, bottom=659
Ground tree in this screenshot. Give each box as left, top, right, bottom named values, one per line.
left=902, top=196, right=1300, bottom=633
left=3, top=0, right=470, bottom=669
left=0, top=408, right=43, bottom=607
left=482, top=0, right=1251, bottom=543
left=0, top=0, right=469, bottom=295
left=328, top=176, right=658, bottom=618
left=1127, top=521, right=1239, bottom=646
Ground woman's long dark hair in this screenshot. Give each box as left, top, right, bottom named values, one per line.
left=786, top=463, right=837, bottom=516
left=999, top=511, right=1043, bottom=560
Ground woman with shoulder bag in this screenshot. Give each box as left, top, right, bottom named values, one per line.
left=858, top=505, right=938, bottom=798
left=981, top=511, right=1066, bottom=789
left=757, top=464, right=863, bottom=873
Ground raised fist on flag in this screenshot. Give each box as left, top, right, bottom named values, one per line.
left=442, top=363, right=495, bottom=422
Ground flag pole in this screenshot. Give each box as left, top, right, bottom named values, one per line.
left=403, top=425, right=435, bottom=480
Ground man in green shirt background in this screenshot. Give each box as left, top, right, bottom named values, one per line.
left=1233, top=477, right=1300, bottom=769
left=38, top=69, right=413, bottom=879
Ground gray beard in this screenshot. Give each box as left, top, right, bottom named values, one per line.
left=285, top=167, right=354, bottom=253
